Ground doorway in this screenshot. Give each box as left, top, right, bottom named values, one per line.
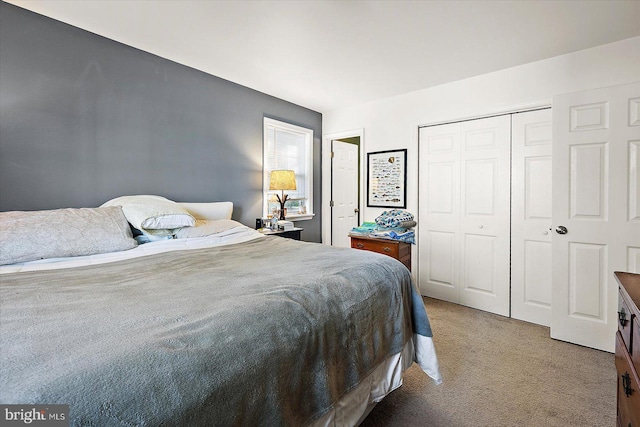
left=321, top=130, right=364, bottom=246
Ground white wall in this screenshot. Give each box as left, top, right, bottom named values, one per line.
left=323, top=36, right=640, bottom=269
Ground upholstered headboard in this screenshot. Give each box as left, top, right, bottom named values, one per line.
left=178, top=202, right=233, bottom=221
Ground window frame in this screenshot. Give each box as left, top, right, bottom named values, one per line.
left=263, top=117, right=314, bottom=221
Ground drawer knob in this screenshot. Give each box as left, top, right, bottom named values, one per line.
left=618, top=309, right=628, bottom=327
left=356, top=243, right=365, bottom=249
left=622, top=372, right=634, bottom=397
left=383, top=247, right=391, bottom=253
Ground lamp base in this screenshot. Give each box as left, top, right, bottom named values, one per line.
left=276, top=193, right=288, bottom=220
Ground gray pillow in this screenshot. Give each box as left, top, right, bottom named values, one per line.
left=0, top=206, right=137, bottom=265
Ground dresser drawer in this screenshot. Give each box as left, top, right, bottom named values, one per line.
left=351, top=238, right=399, bottom=257
left=616, top=332, right=640, bottom=427
left=350, top=237, right=411, bottom=271
left=619, top=291, right=634, bottom=352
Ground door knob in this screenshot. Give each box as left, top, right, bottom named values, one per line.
left=555, top=226, right=568, bottom=235
left=354, top=208, right=360, bottom=213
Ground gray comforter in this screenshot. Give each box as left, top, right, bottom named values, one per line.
left=0, top=237, right=433, bottom=426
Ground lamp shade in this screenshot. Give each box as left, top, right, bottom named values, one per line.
left=269, top=170, right=297, bottom=191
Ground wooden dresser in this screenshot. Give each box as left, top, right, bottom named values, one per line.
left=615, top=271, right=640, bottom=427
left=350, top=236, right=411, bottom=271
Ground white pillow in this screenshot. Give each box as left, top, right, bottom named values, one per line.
left=102, top=195, right=195, bottom=230
left=173, top=219, right=244, bottom=239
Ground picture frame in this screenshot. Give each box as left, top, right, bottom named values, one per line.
left=367, top=149, right=407, bottom=208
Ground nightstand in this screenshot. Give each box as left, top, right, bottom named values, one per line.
left=350, top=235, right=411, bottom=271
left=260, top=227, right=303, bottom=240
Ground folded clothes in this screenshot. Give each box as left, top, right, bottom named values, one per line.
left=371, top=228, right=415, bottom=244
left=375, top=210, right=415, bottom=229
left=373, top=226, right=407, bottom=234
left=350, top=222, right=377, bottom=235
left=396, top=220, right=417, bottom=228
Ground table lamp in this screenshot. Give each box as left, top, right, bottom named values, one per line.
left=269, top=170, right=297, bottom=220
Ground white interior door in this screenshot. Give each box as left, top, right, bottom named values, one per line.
left=511, top=109, right=553, bottom=326
left=551, top=82, right=640, bottom=352
left=419, top=115, right=511, bottom=316
left=419, top=122, right=461, bottom=302
left=331, top=140, right=359, bottom=247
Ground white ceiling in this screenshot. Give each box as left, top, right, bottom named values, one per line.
left=7, top=0, right=640, bottom=113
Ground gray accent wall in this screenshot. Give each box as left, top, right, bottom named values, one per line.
left=0, top=2, right=323, bottom=242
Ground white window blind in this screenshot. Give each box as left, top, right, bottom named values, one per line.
left=263, top=118, right=313, bottom=219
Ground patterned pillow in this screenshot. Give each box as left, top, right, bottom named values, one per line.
left=0, top=206, right=137, bottom=265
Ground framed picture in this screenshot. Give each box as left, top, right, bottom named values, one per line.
left=367, top=149, right=407, bottom=208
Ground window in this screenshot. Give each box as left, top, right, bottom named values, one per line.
left=263, top=118, right=314, bottom=220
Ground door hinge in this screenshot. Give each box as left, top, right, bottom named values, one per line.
left=330, top=151, right=335, bottom=158
left=330, top=200, right=334, bottom=207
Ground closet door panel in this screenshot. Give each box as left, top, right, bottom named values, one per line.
left=463, top=233, right=496, bottom=295
left=419, top=123, right=461, bottom=302
left=525, top=156, right=552, bottom=219
left=464, top=159, right=497, bottom=215
left=459, top=115, right=511, bottom=316
left=424, top=230, right=457, bottom=299
left=630, top=140, right=640, bottom=221
left=512, top=109, right=553, bottom=326
left=428, top=162, right=455, bottom=215
left=523, top=240, right=552, bottom=303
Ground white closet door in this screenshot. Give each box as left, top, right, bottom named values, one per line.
left=458, top=116, right=511, bottom=316
left=551, top=82, right=640, bottom=352
left=419, top=115, right=511, bottom=316
left=419, top=122, right=461, bottom=301
left=511, top=109, right=553, bottom=326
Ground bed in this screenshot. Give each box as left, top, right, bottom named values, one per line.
left=0, top=196, right=441, bottom=426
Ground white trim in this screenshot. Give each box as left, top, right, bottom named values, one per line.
left=284, top=213, right=315, bottom=221
left=263, top=118, right=314, bottom=220
left=417, top=99, right=552, bottom=128
left=321, top=128, right=365, bottom=245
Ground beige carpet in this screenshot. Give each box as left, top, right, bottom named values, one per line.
left=361, top=297, right=616, bottom=427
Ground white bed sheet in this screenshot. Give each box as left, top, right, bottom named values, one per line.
left=310, top=339, right=415, bottom=427
left=0, top=225, right=264, bottom=274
